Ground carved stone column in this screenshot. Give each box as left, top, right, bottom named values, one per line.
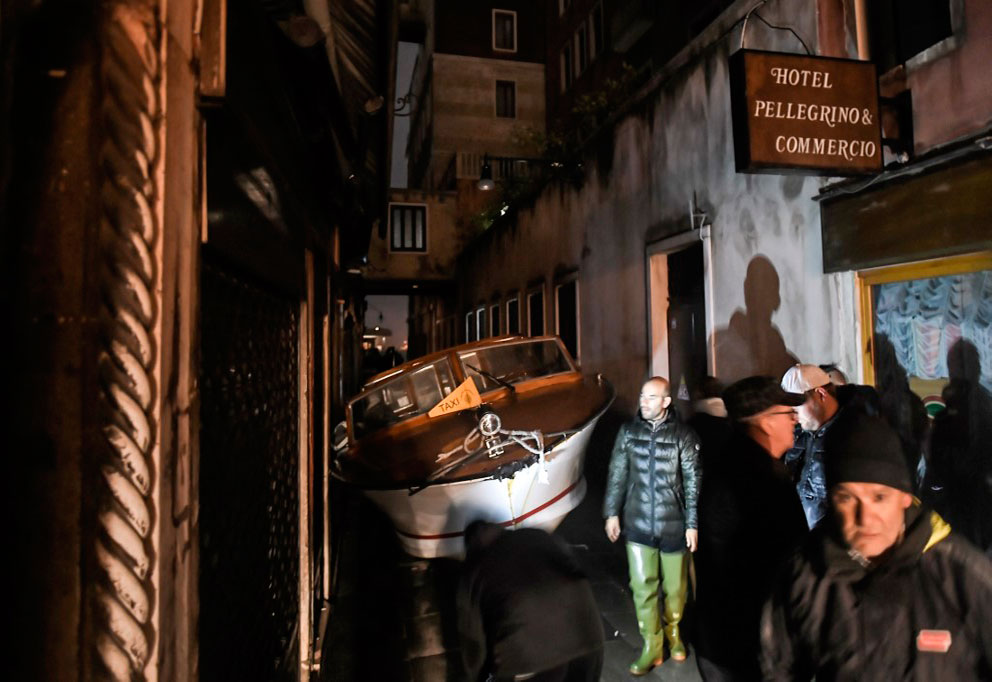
left=92, top=2, right=162, bottom=679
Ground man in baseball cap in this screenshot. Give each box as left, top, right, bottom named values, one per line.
left=695, top=377, right=808, bottom=681
left=762, top=414, right=992, bottom=679
left=781, top=363, right=880, bottom=529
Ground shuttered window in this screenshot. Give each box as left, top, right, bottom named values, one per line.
left=389, top=203, right=427, bottom=252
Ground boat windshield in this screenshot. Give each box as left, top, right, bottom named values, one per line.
left=458, top=339, right=573, bottom=392
left=350, top=359, right=457, bottom=439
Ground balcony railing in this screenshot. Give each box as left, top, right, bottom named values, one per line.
left=456, top=152, right=543, bottom=184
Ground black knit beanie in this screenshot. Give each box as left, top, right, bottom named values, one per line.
left=824, top=414, right=913, bottom=493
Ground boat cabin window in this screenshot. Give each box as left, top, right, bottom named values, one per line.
left=458, top=339, right=574, bottom=392
left=350, top=359, right=457, bottom=438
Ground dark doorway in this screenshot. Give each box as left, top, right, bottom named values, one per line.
left=666, top=242, right=707, bottom=411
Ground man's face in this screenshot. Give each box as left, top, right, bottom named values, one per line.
left=751, top=404, right=799, bottom=458
left=831, top=482, right=912, bottom=559
left=639, top=381, right=671, bottom=421
left=797, top=387, right=830, bottom=431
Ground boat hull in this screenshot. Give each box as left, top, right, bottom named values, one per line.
left=362, top=420, right=597, bottom=558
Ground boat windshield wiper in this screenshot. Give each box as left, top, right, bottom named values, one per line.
left=464, top=364, right=515, bottom=393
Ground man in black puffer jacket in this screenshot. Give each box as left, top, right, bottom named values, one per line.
left=761, top=414, right=992, bottom=680
left=603, top=377, right=701, bottom=675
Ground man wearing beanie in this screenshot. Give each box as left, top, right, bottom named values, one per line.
left=761, top=414, right=992, bottom=680
left=695, top=376, right=809, bottom=681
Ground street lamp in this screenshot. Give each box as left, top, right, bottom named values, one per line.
left=477, top=154, right=495, bottom=191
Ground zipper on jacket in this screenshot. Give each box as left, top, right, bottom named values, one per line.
left=649, top=423, right=656, bottom=539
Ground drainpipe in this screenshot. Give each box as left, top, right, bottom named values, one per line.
left=853, top=0, right=870, bottom=60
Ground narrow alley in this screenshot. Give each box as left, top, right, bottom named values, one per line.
left=6, top=0, right=992, bottom=681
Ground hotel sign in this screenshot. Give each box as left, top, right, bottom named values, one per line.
left=729, top=49, right=882, bottom=175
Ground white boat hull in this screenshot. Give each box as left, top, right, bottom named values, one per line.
left=362, top=422, right=597, bottom=558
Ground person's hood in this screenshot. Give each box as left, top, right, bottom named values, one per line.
left=693, top=397, right=727, bottom=418
left=812, top=500, right=951, bottom=581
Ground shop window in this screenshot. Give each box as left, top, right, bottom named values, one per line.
left=389, top=203, right=427, bottom=252
left=528, top=287, right=545, bottom=336
left=507, top=296, right=520, bottom=334
left=495, top=80, right=516, bottom=118
left=493, top=10, right=517, bottom=53
left=466, top=310, right=476, bottom=343
left=858, top=253, right=992, bottom=514
left=556, top=279, right=579, bottom=360
left=869, top=0, right=953, bottom=73
left=476, top=306, right=488, bottom=340
left=490, top=303, right=501, bottom=335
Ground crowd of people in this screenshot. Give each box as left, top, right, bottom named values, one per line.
left=456, top=363, right=992, bottom=681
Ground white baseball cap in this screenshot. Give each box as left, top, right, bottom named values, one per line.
left=781, top=364, right=831, bottom=394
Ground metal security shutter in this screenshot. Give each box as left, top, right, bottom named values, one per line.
left=199, top=259, right=300, bottom=681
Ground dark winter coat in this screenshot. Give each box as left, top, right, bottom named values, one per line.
left=695, top=429, right=808, bottom=676
left=456, top=528, right=604, bottom=681
left=785, top=384, right=881, bottom=529
left=602, top=410, right=701, bottom=550
left=761, top=505, right=992, bottom=681
left=687, top=409, right=732, bottom=473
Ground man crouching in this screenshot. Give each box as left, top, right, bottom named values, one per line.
left=761, top=414, right=992, bottom=680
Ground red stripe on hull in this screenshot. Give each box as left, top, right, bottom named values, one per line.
left=395, top=480, right=581, bottom=540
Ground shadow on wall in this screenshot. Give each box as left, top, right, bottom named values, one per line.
left=873, top=332, right=929, bottom=480
left=928, top=338, right=992, bottom=552
left=710, top=255, right=798, bottom=383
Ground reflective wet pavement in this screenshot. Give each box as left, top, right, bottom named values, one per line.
left=320, top=413, right=704, bottom=681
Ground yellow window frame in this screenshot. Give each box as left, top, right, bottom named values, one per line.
left=856, top=250, right=992, bottom=386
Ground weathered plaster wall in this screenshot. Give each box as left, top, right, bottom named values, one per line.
left=368, top=188, right=462, bottom=280
left=459, top=0, right=861, bottom=411
left=906, top=0, right=992, bottom=152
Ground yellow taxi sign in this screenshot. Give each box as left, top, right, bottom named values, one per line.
left=428, top=377, right=482, bottom=418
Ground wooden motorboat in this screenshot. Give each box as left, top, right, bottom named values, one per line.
left=330, top=335, right=615, bottom=558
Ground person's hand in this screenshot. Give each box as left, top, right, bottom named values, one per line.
left=685, top=528, right=698, bottom=553
left=605, top=516, right=621, bottom=543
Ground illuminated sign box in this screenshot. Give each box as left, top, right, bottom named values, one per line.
left=729, top=49, right=882, bottom=175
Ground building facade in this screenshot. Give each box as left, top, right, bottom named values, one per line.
left=455, top=0, right=992, bottom=415
left=406, top=0, right=547, bottom=192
